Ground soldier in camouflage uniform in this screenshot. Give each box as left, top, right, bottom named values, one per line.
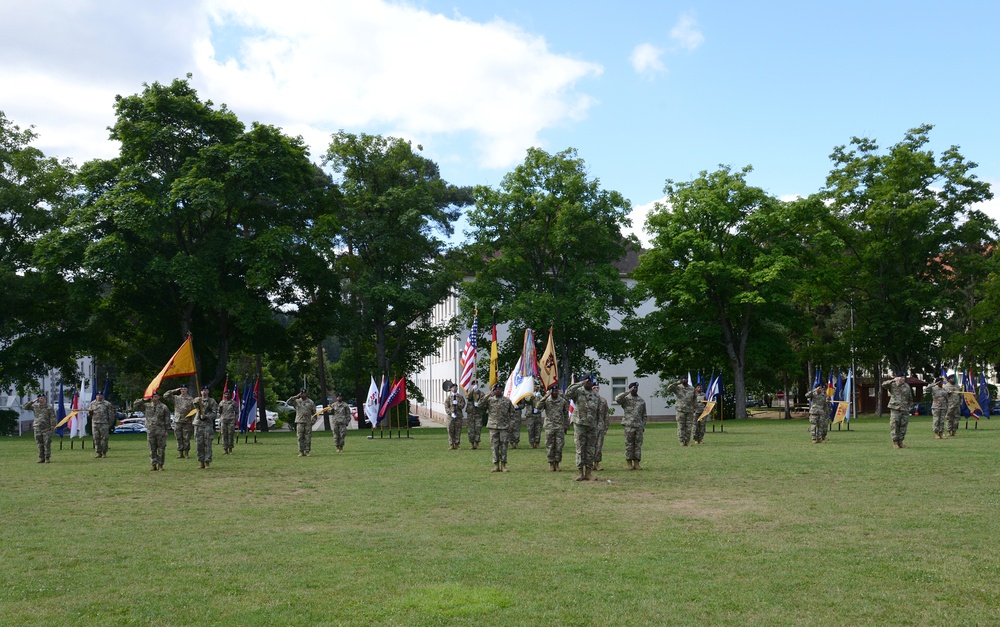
left=484, top=383, right=513, bottom=472
left=615, top=382, right=647, bottom=470
left=330, top=393, right=352, bottom=452
left=287, top=390, right=318, bottom=456
left=218, top=390, right=237, bottom=454
left=565, top=379, right=600, bottom=481
left=539, top=386, right=570, bottom=471
left=666, top=379, right=696, bottom=446
left=945, top=375, right=962, bottom=436
left=23, top=394, right=57, bottom=463
left=134, top=391, right=170, bottom=471
left=88, top=391, right=116, bottom=458
left=446, top=383, right=466, bottom=450
left=163, top=384, right=195, bottom=458
left=592, top=384, right=610, bottom=471
left=526, top=381, right=544, bottom=449
left=883, top=376, right=921, bottom=448
left=806, top=384, right=830, bottom=444
left=508, top=400, right=523, bottom=448
left=194, top=386, right=218, bottom=468
left=465, top=382, right=485, bottom=449
left=928, top=377, right=951, bottom=439
left=692, top=384, right=708, bottom=444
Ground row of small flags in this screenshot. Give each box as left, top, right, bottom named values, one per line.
left=53, top=376, right=107, bottom=438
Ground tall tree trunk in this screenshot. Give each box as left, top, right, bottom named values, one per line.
left=317, top=344, right=331, bottom=431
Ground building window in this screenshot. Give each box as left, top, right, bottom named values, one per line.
left=612, top=377, right=627, bottom=399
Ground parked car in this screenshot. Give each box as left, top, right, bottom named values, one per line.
left=113, top=422, right=148, bottom=434
left=117, top=416, right=146, bottom=427
left=275, top=401, right=295, bottom=416
left=213, top=410, right=277, bottom=430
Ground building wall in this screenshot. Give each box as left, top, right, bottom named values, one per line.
left=1, top=357, right=95, bottom=435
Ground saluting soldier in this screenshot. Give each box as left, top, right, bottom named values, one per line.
left=134, top=391, right=170, bottom=471
left=218, top=390, right=238, bottom=454
left=883, top=375, right=922, bottom=448
left=928, top=377, right=951, bottom=439
left=330, top=393, right=352, bottom=452
left=465, top=381, right=485, bottom=449
left=615, top=382, right=647, bottom=470
left=88, top=391, right=116, bottom=458
left=806, top=384, right=830, bottom=444
left=692, top=384, right=708, bottom=444
left=23, top=394, right=57, bottom=463
left=287, top=390, right=317, bottom=457
left=565, top=378, right=601, bottom=481
left=592, top=383, right=610, bottom=471
left=666, top=379, right=696, bottom=446
left=484, top=382, right=514, bottom=472
left=446, top=382, right=466, bottom=450
left=194, top=386, right=218, bottom=469
left=538, top=385, right=570, bottom=471
left=163, top=384, right=195, bottom=458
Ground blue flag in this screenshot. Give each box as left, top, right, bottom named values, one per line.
left=978, top=369, right=991, bottom=419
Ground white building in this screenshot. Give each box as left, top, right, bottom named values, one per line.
left=411, top=255, right=675, bottom=422
left=1, top=356, right=95, bottom=435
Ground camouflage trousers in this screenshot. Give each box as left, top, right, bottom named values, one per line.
left=624, top=426, right=643, bottom=461
left=447, top=416, right=463, bottom=446
left=92, top=424, right=110, bottom=455
left=693, top=417, right=706, bottom=443
left=676, top=411, right=694, bottom=444
left=296, top=423, right=312, bottom=453
left=594, top=422, right=609, bottom=463
left=526, top=411, right=543, bottom=447
left=221, top=421, right=236, bottom=450
left=466, top=414, right=483, bottom=445
left=574, top=423, right=597, bottom=469
left=508, top=415, right=522, bottom=446
left=489, top=428, right=508, bottom=465
left=333, top=423, right=348, bottom=448
left=889, top=409, right=909, bottom=443
left=545, top=428, right=565, bottom=464
left=175, top=420, right=193, bottom=452
left=932, top=407, right=947, bottom=435
left=809, top=412, right=829, bottom=441
left=195, top=423, right=214, bottom=463
left=34, top=429, right=52, bottom=461
left=946, top=409, right=960, bottom=434
left=147, top=430, right=166, bottom=466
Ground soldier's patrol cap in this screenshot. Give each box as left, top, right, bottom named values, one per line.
left=201, top=385, right=210, bottom=391
left=628, top=382, right=639, bottom=390
left=492, top=382, right=503, bottom=390
left=300, top=388, right=307, bottom=394
left=179, top=383, right=188, bottom=389
left=336, top=392, right=344, bottom=398
left=152, top=390, right=160, bottom=396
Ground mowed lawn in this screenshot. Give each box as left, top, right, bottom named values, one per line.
left=2, top=416, right=999, bottom=626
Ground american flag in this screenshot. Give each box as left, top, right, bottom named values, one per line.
left=459, top=312, right=479, bottom=393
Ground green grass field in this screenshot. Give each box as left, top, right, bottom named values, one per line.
left=3, top=416, right=999, bottom=626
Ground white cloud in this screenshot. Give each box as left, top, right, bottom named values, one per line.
left=670, top=13, right=704, bottom=52
left=629, top=43, right=666, bottom=78
left=624, top=196, right=668, bottom=248
left=973, top=178, right=1000, bottom=223
left=0, top=1, right=602, bottom=170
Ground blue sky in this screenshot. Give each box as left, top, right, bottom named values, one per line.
left=3, top=1, right=998, bottom=243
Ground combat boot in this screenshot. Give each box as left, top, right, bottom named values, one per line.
left=37, top=458, right=45, bottom=463
left=177, top=453, right=185, bottom=458
left=898, top=441, right=906, bottom=448
left=501, top=463, right=509, bottom=472
left=491, top=463, right=500, bottom=473
left=95, top=453, right=102, bottom=458
left=627, top=459, right=634, bottom=470
left=205, top=461, right=210, bottom=468
left=549, top=462, right=556, bottom=471
left=575, top=468, right=586, bottom=481
left=199, top=461, right=206, bottom=469
left=593, top=463, right=602, bottom=471
left=151, top=464, right=158, bottom=471
left=633, top=460, right=641, bottom=470
left=892, top=441, right=901, bottom=449
left=158, top=464, right=164, bottom=470
left=555, top=462, right=560, bottom=471
left=584, top=467, right=592, bottom=481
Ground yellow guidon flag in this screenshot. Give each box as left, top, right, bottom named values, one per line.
left=489, top=311, right=499, bottom=388
left=962, top=392, right=985, bottom=419
left=54, top=410, right=79, bottom=429
left=538, top=327, right=558, bottom=390
left=832, top=401, right=850, bottom=424
left=143, top=336, right=198, bottom=399
left=697, top=401, right=716, bottom=423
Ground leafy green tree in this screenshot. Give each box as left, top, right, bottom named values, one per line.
left=41, top=77, right=334, bottom=388
left=0, top=111, right=81, bottom=389
left=323, top=132, right=471, bottom=404
left=631, top=166, right=812, bottom=419
left=462, top=147, right=636, bottom=381
left=822, top=124, right=995, bottom=375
